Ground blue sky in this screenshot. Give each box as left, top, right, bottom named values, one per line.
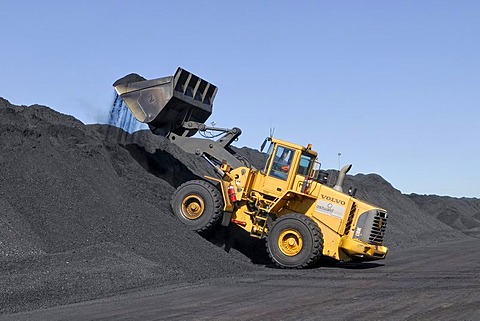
left=1, top=1, right=479, bottom=197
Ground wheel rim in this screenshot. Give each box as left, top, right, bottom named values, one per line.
left=181, top=194, right=205, bottom=220
left=278, top=229, right=303, bottom=256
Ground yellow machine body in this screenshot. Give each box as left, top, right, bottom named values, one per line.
left=210, top=137, right=388, bottom=262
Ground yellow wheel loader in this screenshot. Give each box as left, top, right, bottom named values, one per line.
left=113, top=68, right=388, bottom=268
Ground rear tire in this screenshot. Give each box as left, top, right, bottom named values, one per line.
left=171, top=180, right=224, bottom=233
left=266, top=213, right=323, bottom=268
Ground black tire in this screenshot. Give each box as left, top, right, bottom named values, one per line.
left=171, top=180, right=224, bottom=233
left=266, top=213, right=323, bottom=269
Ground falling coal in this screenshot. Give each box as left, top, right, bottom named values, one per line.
left=107, top=93, right=145, bottom=133
left=108, top=73, right=149, bottom=134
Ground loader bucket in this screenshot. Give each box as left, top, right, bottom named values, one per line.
left=113, top=68, right=217, bottom=137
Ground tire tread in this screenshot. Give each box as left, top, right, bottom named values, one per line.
left=266, top=213, right=324, bottom=269
left=170, top=179, right=224, bottom=233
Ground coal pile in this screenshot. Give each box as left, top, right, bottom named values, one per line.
left=0, top=98, right=253, bottom=313
left=407, top=194, right=480, bottom=233
left=343, top=173, right=471, bottom=249
left=0, top=97, right=477, bottom=314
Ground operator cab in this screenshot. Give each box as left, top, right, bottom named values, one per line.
left=259, top=137, right=324, bottom=196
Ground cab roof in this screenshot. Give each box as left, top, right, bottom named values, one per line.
left=270, top=137, right=318, bottom=157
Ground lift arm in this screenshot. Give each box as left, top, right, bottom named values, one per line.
left=113, top=67, right=245, bottom=170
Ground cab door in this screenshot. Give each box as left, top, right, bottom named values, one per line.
left=261, top=145, right=296, bottom=197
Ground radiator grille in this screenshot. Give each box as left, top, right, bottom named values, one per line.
left=344, top=202, right=356, bottom=235
left=369, top=211, right=388, bottom=244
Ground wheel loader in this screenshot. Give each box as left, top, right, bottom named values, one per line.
left=113, top=67, right=388, bottom=268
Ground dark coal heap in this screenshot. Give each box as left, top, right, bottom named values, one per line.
left=1, top=97, right=479, bottom=313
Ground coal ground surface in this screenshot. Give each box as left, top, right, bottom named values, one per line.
left=1, top=97, right=479, bottom=315
left=5, top=239, right=480, bottom=321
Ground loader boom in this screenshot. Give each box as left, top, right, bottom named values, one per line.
left=113, top=68, right=244, bottom=169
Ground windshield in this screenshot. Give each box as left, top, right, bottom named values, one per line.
left=269, top=146, right=295, bottom=180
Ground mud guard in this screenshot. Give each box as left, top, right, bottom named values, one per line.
left=221, top=212, right=232, bottom=227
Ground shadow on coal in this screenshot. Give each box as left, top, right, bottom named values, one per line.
left=123, top=144, right=202, bottom=188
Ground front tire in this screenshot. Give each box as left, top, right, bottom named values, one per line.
left=266, top=213, right=323, bottom=268
left=171, top=180, right=224, bottom=233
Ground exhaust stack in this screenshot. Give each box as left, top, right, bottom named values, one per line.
left=333, top=164, right=352, bottom=193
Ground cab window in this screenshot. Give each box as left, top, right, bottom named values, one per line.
left=269, top=146, right=294, bottom=180
left=297, top=153, right=314, bottom=176
left=262, top=141, right=274, bottom=173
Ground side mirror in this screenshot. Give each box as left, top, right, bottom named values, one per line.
left=260, top=137, right=271, bottom=152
